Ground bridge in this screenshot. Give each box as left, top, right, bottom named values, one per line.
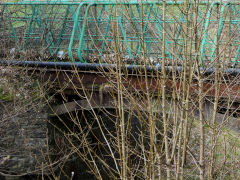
left=0, top=0, right=239, bottom=109
left=0, top=1, right=239, bottom=97
left=0, top=0, right=240, bottom=178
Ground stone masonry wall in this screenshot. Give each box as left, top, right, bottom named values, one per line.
left=0, top=100, right=49, bottom=175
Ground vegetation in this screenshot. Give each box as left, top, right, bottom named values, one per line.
left=0, top=0, right=240, bottom=179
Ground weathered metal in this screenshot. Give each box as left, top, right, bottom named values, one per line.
left=25, top=65, right=240, bottom=102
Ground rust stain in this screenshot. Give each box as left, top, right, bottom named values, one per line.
left=28, top=68, right=240, bottom=101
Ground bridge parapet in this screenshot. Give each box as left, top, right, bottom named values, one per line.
left=0, top=1, right=239, bottom=67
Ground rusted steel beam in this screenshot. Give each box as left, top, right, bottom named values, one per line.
left=28, top=67, right=240, bottom=102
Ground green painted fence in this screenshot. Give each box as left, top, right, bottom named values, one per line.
left=0, top=1, right=239, bottom=67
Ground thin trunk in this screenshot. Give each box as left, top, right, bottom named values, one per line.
left=161, top=1, right=171, bottom=179
left=208, top=3, right=221, bottom=179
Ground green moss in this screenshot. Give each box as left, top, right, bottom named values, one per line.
left=0, top=88, right=13, bottom=101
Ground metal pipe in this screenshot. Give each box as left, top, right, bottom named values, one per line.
left=1, top=60, right=240, bottom=76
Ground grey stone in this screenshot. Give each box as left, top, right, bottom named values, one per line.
left=0, top=101, right=49, bottom=175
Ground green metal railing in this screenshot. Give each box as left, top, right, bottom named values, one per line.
left=0, top=1, right=239, bottom=67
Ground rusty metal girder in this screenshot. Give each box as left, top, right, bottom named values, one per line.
left=26, top=67, right=240, bottom=102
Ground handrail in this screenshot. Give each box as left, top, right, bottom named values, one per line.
left=211, top=2, right=230, bottom=61
left=77, top=2, right=94, bottom=62
left=200, top=1, right=218, bottom=64
left=1, top=1, right=239, bottom=66
left=68, top=2, right=86, bottom=61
